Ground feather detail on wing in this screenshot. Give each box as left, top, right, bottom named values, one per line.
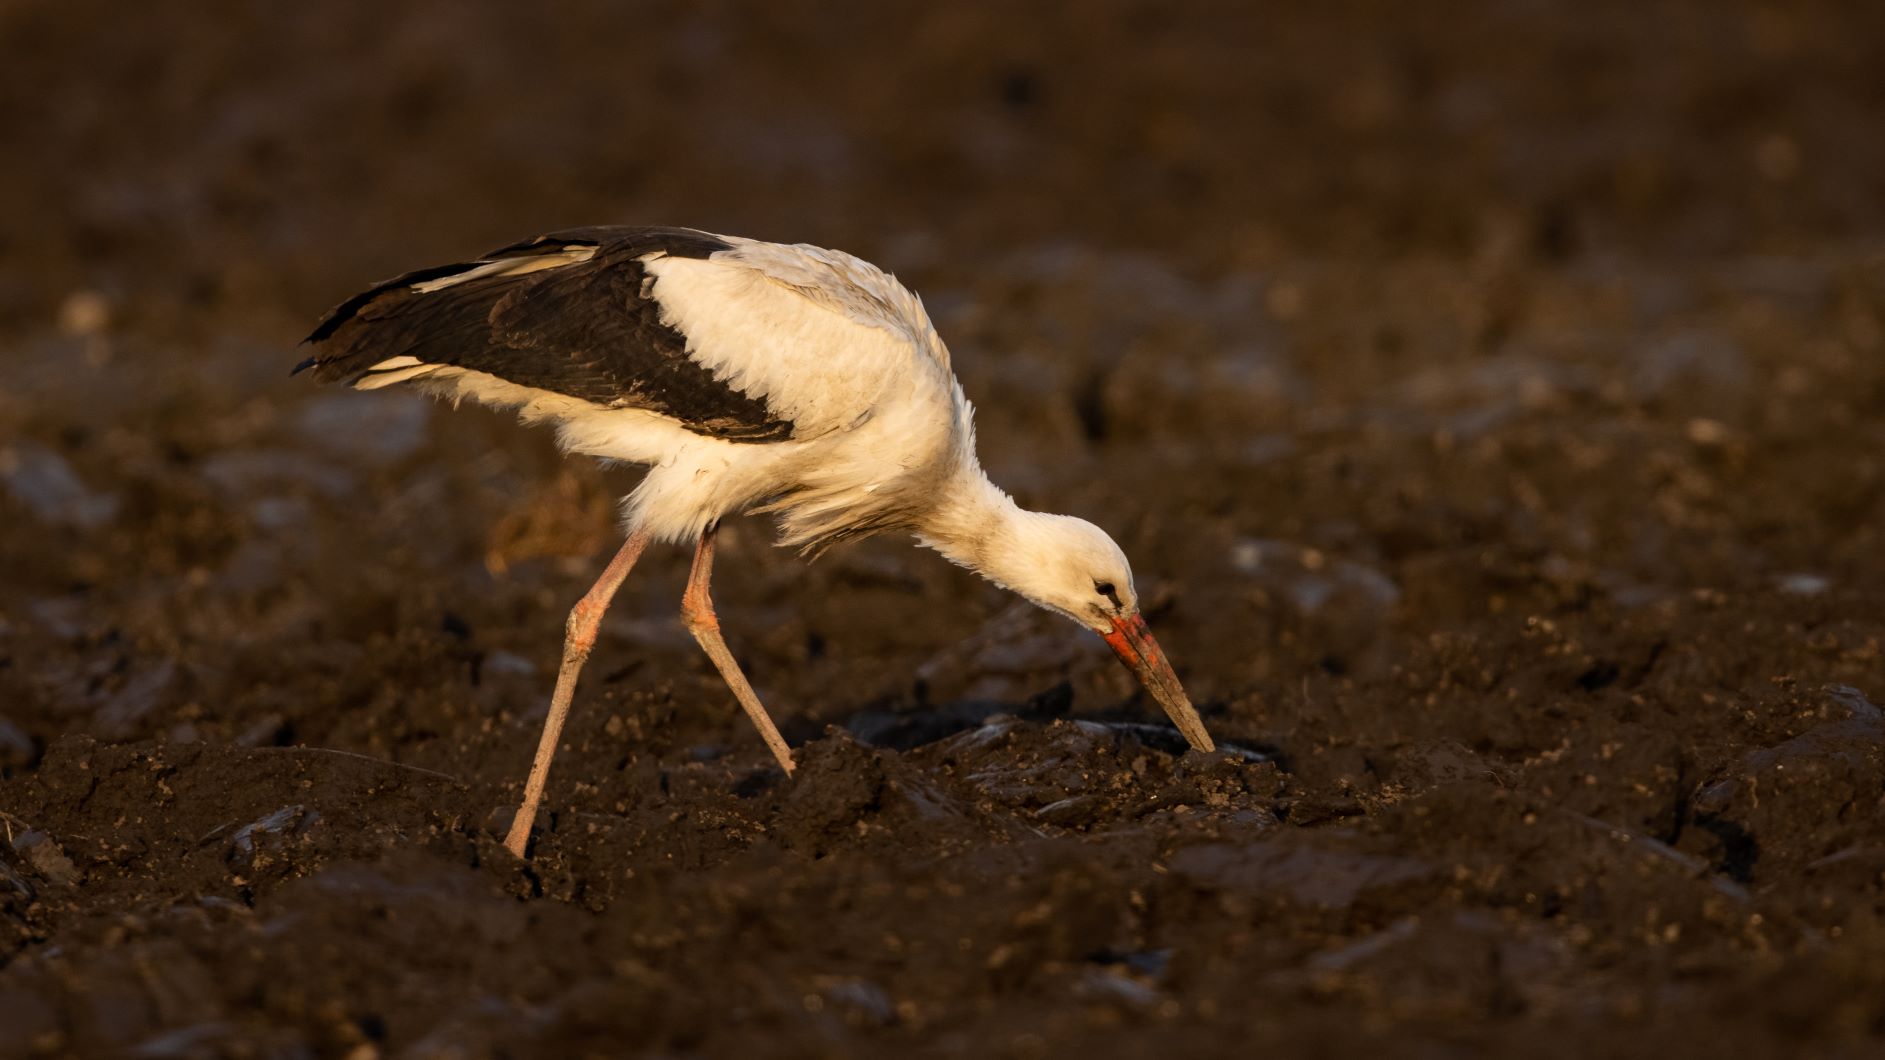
left=296, top=227, right=797, bottom=442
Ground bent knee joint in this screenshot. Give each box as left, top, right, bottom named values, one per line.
left=565, top=603, right=602, bottom=652
left=680, top=595, right=718, bottom=634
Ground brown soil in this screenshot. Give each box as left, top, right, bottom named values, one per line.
left=4, top=2, right=1885, bottom=1056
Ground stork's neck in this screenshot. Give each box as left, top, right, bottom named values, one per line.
left=916, top=467, right=1133, bottom=632
left=914, top=469, right=1037, bottom=586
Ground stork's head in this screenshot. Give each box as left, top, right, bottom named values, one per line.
left=971, top=512, right=1217, bottom=753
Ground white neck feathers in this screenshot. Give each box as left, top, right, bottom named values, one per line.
left=915, top=469, right=1024, bottom=575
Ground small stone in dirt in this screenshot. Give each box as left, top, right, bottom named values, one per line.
left=813, top=977, right=895, bottom=1027
left=1074, top=967, right=1162, bottom=1008
left=1090, top=947, right=1172, bottom=980
left=0, top=715, right=39, bottom=770
left=94, top=660, right=178, bottom=740
left=0, top=859, right=35, bottom=900
left=1035, top=794, right=1101, bottom=826
left=1227, top=537, right=1400, bottom=613
left=1170, top=837, right=1439, bottom=911
left=12, top=830, right=81, bottom=887
left=227, top=805, right=322, bottom=865
left=483, top=805, right=520, bottom=840
left=296, top=392, right=431, bottom=464
left=482, top=650, right=538, bottom=678
left=1777, top=573, right=1831, bottom=595
left=0, top=442, right=119, bottom=529
left=1825, top=685, right=1882, bottom=719
left=234, top=714, right=292, bottom=747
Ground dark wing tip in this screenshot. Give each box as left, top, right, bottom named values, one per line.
left=305, top=261, right=494, bottom=345
left=304, top=293, right=372, bottom=344
left=303, top=229, right=732, bottom=349
left=292, top=226, right=745, bottom=399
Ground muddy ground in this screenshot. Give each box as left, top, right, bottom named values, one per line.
left=3, top=2, right=1885, bottom=1056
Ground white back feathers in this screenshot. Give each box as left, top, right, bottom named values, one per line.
left=642, top=243, right=951, bottom=440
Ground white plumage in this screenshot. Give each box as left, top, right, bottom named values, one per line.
left=298, top=226, right=1216, bottom=858
left=430, top=237, right=956, bottom=549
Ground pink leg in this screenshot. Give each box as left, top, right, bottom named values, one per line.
left=681, top=525, right=796, bottom=775
left=504, top=531, right=650, bottom=858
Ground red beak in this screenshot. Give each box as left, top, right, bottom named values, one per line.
left=1101, top=612, right=1216, bottom=752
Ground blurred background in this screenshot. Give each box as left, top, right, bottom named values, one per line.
left=4, top=1, right=1885, bottom=1056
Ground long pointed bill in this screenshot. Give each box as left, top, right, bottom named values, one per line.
left=1101, top=612, right=1216, bottom=752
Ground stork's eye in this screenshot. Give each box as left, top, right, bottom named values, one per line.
left=1094, top=580, right=1121, bottom=607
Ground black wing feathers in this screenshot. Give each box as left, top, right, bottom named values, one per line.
left=304, top=261, right=488, bottom=343
left=298, top=227, right=795, bottom=442
left=478, top=225, right=733, bottom=262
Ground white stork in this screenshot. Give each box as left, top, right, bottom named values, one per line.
left=297, top=226, right=1216, bottom=858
